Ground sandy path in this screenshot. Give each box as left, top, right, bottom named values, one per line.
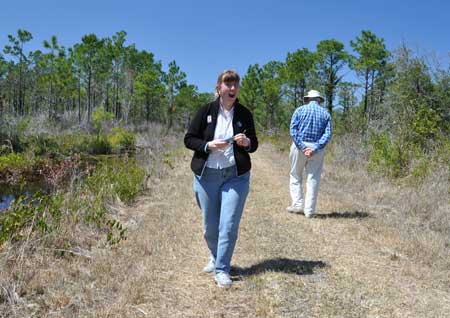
left=106, top=143, right=450, bottom=317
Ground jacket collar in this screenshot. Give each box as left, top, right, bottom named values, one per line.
left=212, top=97, right=240, bottom=111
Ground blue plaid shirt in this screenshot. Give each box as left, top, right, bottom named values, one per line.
left=290, top=101, right=332, bottom=151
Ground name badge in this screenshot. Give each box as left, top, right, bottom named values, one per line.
left=207, top=115, right=212, bottom=123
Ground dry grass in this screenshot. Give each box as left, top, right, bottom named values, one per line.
left=1, top=137, right=449, bottom=317
left=327, top=135, right=450, bottom=272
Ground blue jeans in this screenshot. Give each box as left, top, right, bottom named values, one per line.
left=193, top=166, right=250, bottom=274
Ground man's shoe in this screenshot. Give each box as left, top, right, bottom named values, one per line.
left=203, top=258, right=215, bottom=273
left=305, top=213, right=315, bottom=218
left=286, top=205, right=304, bottom=213
left=215, top=272, right=232, bottom=288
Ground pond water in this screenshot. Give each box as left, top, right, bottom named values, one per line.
left=0, top=153, right=128, bottom=212
left=0, top=182, right=47, bottom=212
left=0, top=193, right=16, bottom=211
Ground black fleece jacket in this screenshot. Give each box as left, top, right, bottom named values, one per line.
left=184, top=98, right=258, bottom=176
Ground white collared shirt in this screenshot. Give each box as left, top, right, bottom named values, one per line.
left=206, top=104, right=235, bottom=169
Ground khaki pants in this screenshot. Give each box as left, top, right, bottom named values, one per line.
left=289, top=142, right=325, bottom=215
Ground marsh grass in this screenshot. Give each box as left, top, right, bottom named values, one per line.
left=0, top=122, right=179, bottom=317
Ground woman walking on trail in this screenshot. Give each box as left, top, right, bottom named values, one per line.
left=184, top=70, right=258, bottom=288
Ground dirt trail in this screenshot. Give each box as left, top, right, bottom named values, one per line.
left=107, top=143, right=450, bottom=318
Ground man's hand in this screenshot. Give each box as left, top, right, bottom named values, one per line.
left=303, top=147, right=314, bottom=157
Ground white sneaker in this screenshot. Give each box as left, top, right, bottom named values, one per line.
left=286, top=205, right=303, bottom=213
left=305, top=213, right=315, bottom=218
left=203, top=258, right=215, bottom=273
left=215, top=272, right=232, bottom=288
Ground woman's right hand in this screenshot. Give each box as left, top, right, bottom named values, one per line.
left=207, top=139, right=229, bottom=151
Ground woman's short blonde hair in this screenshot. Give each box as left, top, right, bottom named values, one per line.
left=216, top=70, right=240, bottom=96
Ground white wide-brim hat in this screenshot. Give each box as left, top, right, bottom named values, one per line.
left=304, top=90, right=324, bottom=102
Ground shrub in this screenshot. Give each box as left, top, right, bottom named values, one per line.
left=58, top=132, right=92, bottom=155
left=333, top=107, right=367, bottom=137
left=0, top=144, right=13, bottom=156
left=0, top=116, right=29, bottom=152
left=410, top=105, right=441, bottom=149
left=92, top=107, right=114, bottom=134
left=86, top=156, right=145, bottom=205
left=23, top=134, right=60, bottom=157
left=410, top=156, right=430, bottom=181
left=89, top=135, right=112, bottom=155
left=0, top=153, right=32, bottom=172
left=107, top=127, right=136, bottom=153
left=368, top=133, right=410, bottom=178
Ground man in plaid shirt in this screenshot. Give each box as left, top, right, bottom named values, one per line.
left=287, top=90, right=332, bottom=218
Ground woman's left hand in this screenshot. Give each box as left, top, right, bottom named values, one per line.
left=234, top=133, right=250, bottom=148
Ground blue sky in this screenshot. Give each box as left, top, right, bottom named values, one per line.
left=1, top=0, right=449, bottom=93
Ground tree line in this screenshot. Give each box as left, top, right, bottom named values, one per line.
left=238, top=31, right=449, bottom=135
left=1, top=28, right=449, bottom=169
left=0, top=30, right=212, bottom=128
left=237, top=31, right=449, bottom=177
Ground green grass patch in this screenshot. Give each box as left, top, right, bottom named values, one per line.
left=0, top=153, right=33, bottom=172
left=86, top=156, right=145, bottom=205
